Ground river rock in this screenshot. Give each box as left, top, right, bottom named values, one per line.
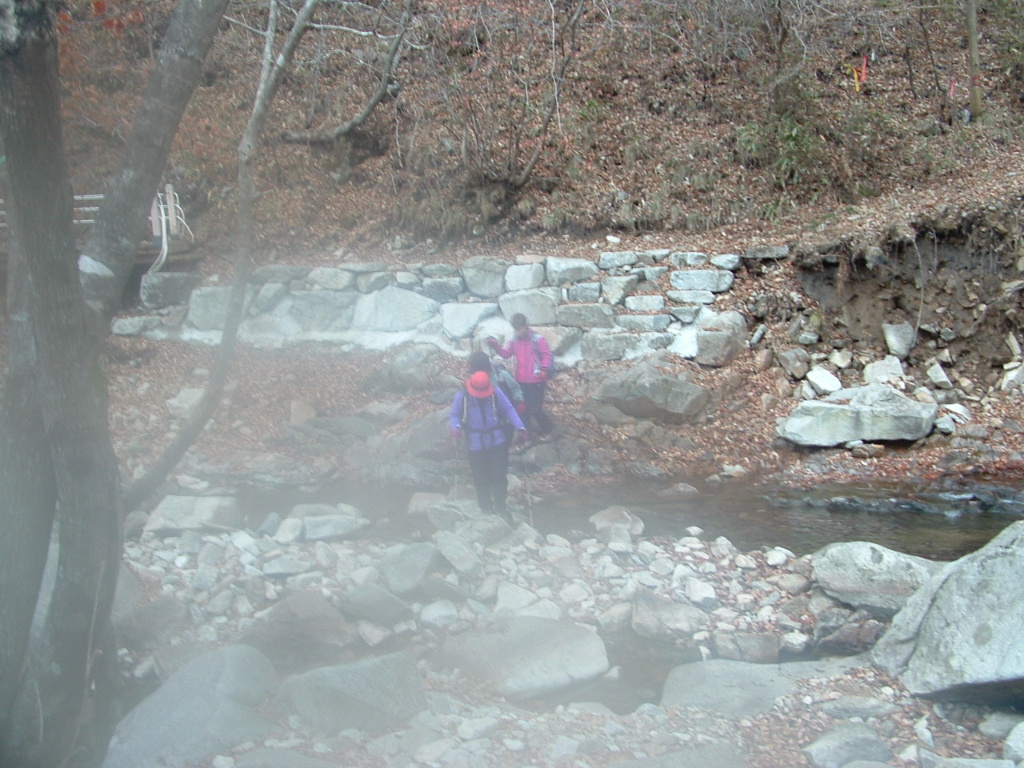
left=234, top=749, right=337, bottom=768
left=497, top=287, right=561, bottom=325
left=872, top=521, right=1024, bottom=704
left=117, top=596, right=191, bottom=652
left=595, top=365, right=711, bottom=424
left=440, top=302, right=498, bottom=339
left=661, top=656, right=855, bottom=717
left=102, top=645, right=278, bottom=768
left=802, top=721, right=892, bottom=768
left=339, top=582, right=413, bottom=624
left=303, top=512, right=369, bottom=541
left=442, top=616, right=609, bottom=700
left=863, top=355, right=904, bottom=385
left=282, top=650, right=428, bottom=733
left=589, top=505, right=645, bottom=542
left=598, top=250, right=640, bottom=270
left=1005, top=722, right=1024, bottom=761
left=882, top=321, right=916, bottom=359
left=777, top=347, right=812, bottom=380
left=557, top=302, right=616, bottom=328
left=669, top=269, right=735, bottom=293
left=379, top=542, right=443, bottom=595
left=631, top=588, right=709, bottom=640
left=505, top=262, right=545, bottom=291
left=777, top=384, right=938, bottom=447
left=602, top=274, right=640, bottom=305
left=812, top=541, right=945, bottom=619
left=144, top=495, right=243, bottom=534
left=601, top=743, right=746, bottom=768
left=186, top=285, right=253, bottom=332
left=238, top=591, right=355, bottom=674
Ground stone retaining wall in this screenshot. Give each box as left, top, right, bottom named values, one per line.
left=114, top=245, right=792, bottom=367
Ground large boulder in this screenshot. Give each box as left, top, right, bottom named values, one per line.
left=777, top=384, right=938, bottom=447
left=661, top=657, right=855, bottom=717
left=812, top=542, right=945, bottom=619
left=802, top=722, right=892, bottom=768
left=102, top=645, right=277, bottom=768
left=442, top=616, right=609, bottom=700
left=238, top=591, right=356, bottom=674
left=872, top=521, right=1024, bottom=704
left=379, top=542, right=443, bottom=595
left=281, top=651, right=428, bottom=733
left=631, top=588, right=709, bottom=640
left=595, top=366, right=711, bottom=424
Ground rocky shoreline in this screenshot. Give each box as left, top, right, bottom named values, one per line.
left=100, top=487, right=1024, bottom=768
left=95, top=204, right=1024, bottom=767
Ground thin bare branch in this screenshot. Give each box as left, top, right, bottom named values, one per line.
left=281, top=0, right=412, bottom=144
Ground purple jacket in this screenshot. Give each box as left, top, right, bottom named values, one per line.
left=450, top=386, right=525, bottom=451
left=494, top=331, right=552, bottom=384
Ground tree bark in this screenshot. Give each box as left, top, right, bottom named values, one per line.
left=79, top=0, right=231, bottom=330
left=0, top=8, right=123, bottom=767
left=966, top=0, right=983, bottom=120
left=0, top=246, right=58, bottom=765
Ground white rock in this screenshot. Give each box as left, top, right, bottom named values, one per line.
left=806, top=366, right=843, bottom=395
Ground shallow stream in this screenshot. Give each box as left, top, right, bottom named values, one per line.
left=238, top=476, right=1024, bottom=561
left=230, top=475, right=1024, bottom=713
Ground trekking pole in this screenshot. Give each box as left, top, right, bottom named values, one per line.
left=518, top=446, right=534, bottom=528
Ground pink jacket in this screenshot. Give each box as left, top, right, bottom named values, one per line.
left=495, top=331, right=552, bottom=384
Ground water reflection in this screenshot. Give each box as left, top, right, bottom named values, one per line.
left=237, top=478, right=1022, bottom=561
left=539, top=480, right=1021, bottom=560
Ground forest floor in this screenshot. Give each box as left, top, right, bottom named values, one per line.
left=8, top=0, right=1024, bottom=496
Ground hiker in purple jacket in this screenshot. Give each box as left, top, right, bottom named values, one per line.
left=487, top=312, right=554, bottom=438
left=450, top=371, right=527, bottom=521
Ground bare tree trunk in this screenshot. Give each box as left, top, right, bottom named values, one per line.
left=0, top=10, right=123, bottom=767
left=125, top=0, right=325, bottom=511
left=966, top=0, right=983, bottom=119
left=0, top=257, right=58, bottom=765
left=79, top=0, right=231, bottom=330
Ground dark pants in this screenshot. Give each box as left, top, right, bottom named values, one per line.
left=467, top=443, right=510, bottom=519
left=520, top=381, right=552, bottom=435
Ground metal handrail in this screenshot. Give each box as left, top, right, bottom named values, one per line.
left=0, top=186, right=194, bottom=274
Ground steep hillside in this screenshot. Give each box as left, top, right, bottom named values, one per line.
left=54, top=0, right=1024, bottom=264
left=33, top=0, right=1024, bottom=493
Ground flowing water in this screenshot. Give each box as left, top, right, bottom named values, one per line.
left=537, top=480, right=1023, bottom=560
left=239, top=477, right=1024, bottom=561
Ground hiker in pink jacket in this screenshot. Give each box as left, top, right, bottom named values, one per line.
left=487, top=313, right=554, bottom=438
